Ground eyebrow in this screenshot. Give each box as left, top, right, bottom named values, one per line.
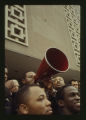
left=69, top=91, right=79, bottom=95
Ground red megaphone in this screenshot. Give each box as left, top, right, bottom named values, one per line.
left=34, top=48, right=69, bottom=81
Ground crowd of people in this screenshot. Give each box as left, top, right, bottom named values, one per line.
left=5, top=65, right=80, bottom=115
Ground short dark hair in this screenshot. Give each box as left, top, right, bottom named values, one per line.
left=56, top=85, right=70, bottom=101
left=15, top=84, right=40, bottom=108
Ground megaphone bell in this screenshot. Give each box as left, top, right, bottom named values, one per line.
left=34, top=48, right=69, bottom=81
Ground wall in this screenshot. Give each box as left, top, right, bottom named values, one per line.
left=5, top=5, right=80, bottom=71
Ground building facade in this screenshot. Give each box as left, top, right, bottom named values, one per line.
left=5, top=5, right=80, bottom=82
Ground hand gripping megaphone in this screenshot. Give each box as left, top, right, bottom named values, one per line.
left=34, top=48, right=69, bottom=81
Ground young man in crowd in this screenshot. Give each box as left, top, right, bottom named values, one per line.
left=54, top=85, right=80, bottom=115
left=15, top=84, right=53, bottom=115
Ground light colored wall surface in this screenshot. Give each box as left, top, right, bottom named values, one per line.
left=5, top=5, right=80, bottom=71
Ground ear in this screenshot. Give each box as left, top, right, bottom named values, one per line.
left=18, top=104, right=29, bottom=114
left=58, top=99, right=64, bottom=107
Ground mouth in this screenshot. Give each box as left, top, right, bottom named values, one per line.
left=74, top=102, right=80, bottom=107
left=46, top=108, right=53, bottom=115
left=56, top=85, right=61, bottom=87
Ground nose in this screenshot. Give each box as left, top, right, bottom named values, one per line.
left=46, top=99, right=51, bottom=106
left=57, top=80, right=60, bottom=84
left=75, top=94, right=80, bottom=100
left=57, top=79, right=61, bottom=82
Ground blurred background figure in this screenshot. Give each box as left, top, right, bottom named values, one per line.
left=5, top=79, right=19, bottom=94
left=5, top=65, right=8, bottom=82
left=69, top=79, right=79, bottom=90
left=5, top=79, right=20, bottom=114
left=21, top=71, right=36, bottom=86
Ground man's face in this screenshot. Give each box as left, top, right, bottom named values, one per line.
left=71, top=81, right=78, bottom=89
left=26, top=86, right=52, bottom=115
left=53, top=77, right=65, bottom=89
left=25, top=72, right=36, bottom=84
left=5, top=68, right=8, bottom=81
left=63, top=86, right=80, bottom=113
